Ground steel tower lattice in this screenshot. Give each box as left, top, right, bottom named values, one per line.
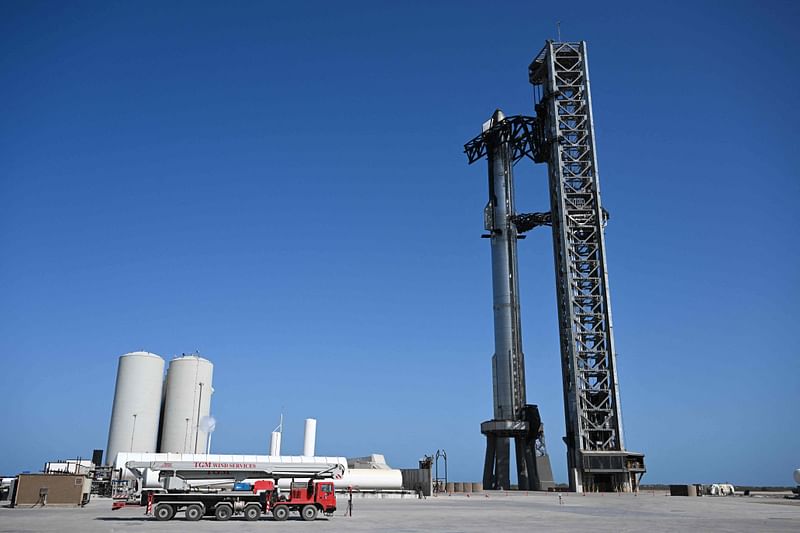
left=528, top=41, right=644, bottom=492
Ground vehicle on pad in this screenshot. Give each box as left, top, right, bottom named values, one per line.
left=150, top=479, right=336, bottom=522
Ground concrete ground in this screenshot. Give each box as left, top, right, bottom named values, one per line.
left=1, top=492, right=799, bottom=532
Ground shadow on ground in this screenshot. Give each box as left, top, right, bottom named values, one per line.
left=94, top=517, right=149, bottom=521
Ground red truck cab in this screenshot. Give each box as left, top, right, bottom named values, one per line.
left=312, top=481, right=336, bottom=511
left=254, top=479, right=336, bottom=521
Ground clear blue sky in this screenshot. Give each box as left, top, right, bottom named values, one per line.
left=1, top=1, right=798, bottom=486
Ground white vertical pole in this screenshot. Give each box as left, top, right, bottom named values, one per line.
left=270, top=431, right=282, bottom=456
left=303, top=418, right=317, bottom=457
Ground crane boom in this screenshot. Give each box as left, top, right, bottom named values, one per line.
left=125, top=460, right=345, bottom=483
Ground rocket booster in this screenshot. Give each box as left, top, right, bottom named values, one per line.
left=484, top=109, right=526, bottom=421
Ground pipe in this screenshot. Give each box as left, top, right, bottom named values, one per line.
left=303, top=418, right=317, bottom=457
left=270, top=431, right=282, bottom=456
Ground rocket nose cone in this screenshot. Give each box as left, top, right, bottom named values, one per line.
left=492, top=109, right=506, bottom=122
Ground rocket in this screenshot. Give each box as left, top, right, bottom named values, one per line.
left=484, top=109, right=527, bottom=422
left=465, top=109, right=554, bottom=492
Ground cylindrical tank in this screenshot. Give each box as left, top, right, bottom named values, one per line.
left=471, top=482, right=483, bottom=492
left=106, top=352, right=165, bottom=465
left=462, top=482, right=473, bottom=493
left=333, top=468, right=403, bottom=490
left=159, top=355, right=213, bottom=453
left=303, top=418, right=317, bottom=456
left=269, top=431, right=282, bottom=456
left=453, top=482, right=464, bottom=492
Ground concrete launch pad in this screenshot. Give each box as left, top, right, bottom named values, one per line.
left=1, top=492, right=798, bottom=532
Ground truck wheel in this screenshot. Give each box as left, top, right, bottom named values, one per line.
left=154, top=504, right=175, bottom=521
left=214, top=504, right=233, bottom=521
left=272, top=505, right=289, bottom=521
left=243, top=504, right=261, bottom=521
left=301, top=505, right=318, bottom=521
left=185, top=504, right=204, bottom=521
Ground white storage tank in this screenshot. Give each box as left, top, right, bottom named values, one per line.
left=303, top=418, right=317, bottom=457
left=106, top=351, right=165, bottom=465
left=159, top=354, right=213, bottom=453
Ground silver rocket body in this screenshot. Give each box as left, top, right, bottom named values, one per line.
left=466, top=109, right=554, bottom=492
left=486, top=110, right=526, bottom=422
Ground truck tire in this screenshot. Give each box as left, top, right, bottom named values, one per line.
left=301, top=504, right=318, bottom=521
left=185, top=504, right=204, bottom=521
left=214, top=504, right=233, bottom=521
left=272, top=505, right=289, bottom=521
left=154, top=503, right=175, bottom=521
left=243, top=504, right=261, bottom=521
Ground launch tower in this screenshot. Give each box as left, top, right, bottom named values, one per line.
left=528, top=41, right=644, bottom=492
left=464, top=41, right=645, bottom=493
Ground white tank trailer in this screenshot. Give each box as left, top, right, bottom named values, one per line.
left=106, top=352, right=165, bottom=465
left=159, top=355, right=214, bottom=454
